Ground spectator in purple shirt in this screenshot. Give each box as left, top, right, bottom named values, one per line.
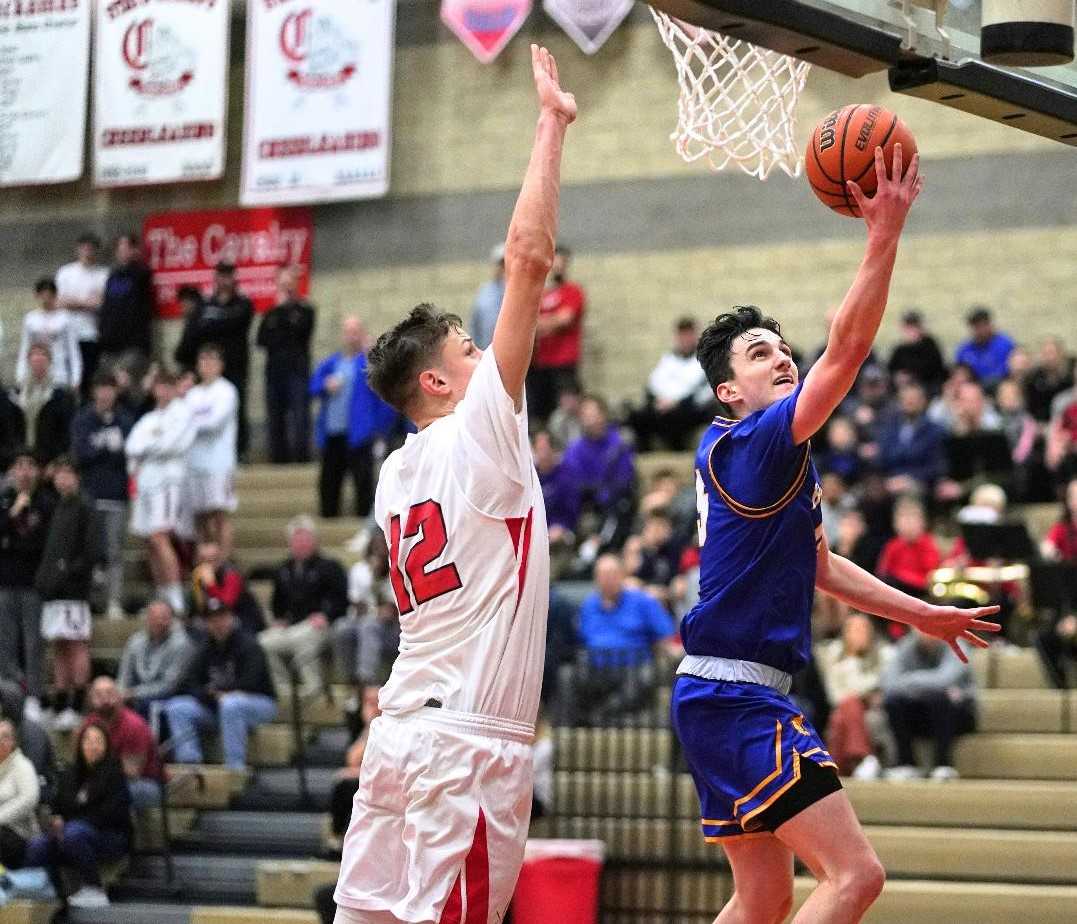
left=560, top=395, right=636, bottom=550
left=532, top=430, right=576, bottom=541
left=954, top=307, right=1015, bottom=391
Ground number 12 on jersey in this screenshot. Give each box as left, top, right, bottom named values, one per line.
left=388, top=500, right=463, bottom=615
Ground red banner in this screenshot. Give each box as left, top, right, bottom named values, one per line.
left=142, top=208, right=314, bottom=319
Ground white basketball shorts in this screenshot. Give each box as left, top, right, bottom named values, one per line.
left=131, top=483, right=187, bottom=538
left=188, top=471, right=237, bottom=515
left=334, top=708, right=535, bottom=924
left=41, top=600, right=92, bottom=641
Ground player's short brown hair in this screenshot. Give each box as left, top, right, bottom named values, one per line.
left=367, top=303, right=463, bottom=415
left=697, top=305, right=783, bottom=417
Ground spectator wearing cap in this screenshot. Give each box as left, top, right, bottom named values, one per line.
left=256, top=265, right=315, bottom=464
left=528, top=244, right=586, bottom=422
left=0, top=450, right=53, bottom=722
left=56, top=233, right=110, bottom=398
left=191, top=540, right=266, bottom=637
left=70, top=370, right=135, bottom=618
left=117, top=600, right=195, bottom=722
left=174, top=262, right=254, bottom=456
left=98, top=233, right=155, bottom=377
left=887, top=310, right=947, bottom=393
left=16, top=278, right=82, bottom=391
left=82, top=676, right=162, bottom=809
left=628, top=317, right=715, bottom=451
left=0, top=716, right=40, bottom=870
left=8, top=342, right=76, bottom=463
left=469, top=243, right=506, bottom=351
left=165, top=596, right=277, bottom=769
left=36, top=457, right=101, bottom=731
left=954, top=307, right=1015, bottom=391
left=261, top=516, right=348, bottom=698
left=310, top=316, right=400, bottom=519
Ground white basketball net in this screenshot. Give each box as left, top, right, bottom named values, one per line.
left=650, top=8, right=812, bottom=180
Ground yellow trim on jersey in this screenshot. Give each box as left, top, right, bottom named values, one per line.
left=704, top=832, right=774, bottom=844
left=791, top=715, right=810, bottom=736
left=741, top=752, right=802, bottom=830
left=731, top=720, right=784, bottom=816
left=706, top=436, right=812, bottom=520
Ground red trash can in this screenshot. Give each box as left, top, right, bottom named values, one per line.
left=512, top=839, right=605, bottom=924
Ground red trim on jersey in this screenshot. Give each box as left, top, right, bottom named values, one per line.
left=438, top=809, right=489, bottom=924
left=505, top=508, right=534, bottom=617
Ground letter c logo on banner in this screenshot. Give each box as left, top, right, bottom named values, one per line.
left=123, top=19, right=154, bottom=71
left=280, top=9, right=313, bottom=63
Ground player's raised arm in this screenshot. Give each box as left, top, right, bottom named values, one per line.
left=492, top=45, right=577, bottom=410
left=790, top=145, right=923, bottom=445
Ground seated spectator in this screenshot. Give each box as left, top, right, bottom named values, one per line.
left=832, top=507, right=883, bottom=574
left=35, top=457, right=100, bottom=731
left=0, top=449, right=53, bottom=722
left=164, top=597, right=277, bottom=770
left=875, top=497, right=940, bottom=619
left=24, top=721, right=131, bottom=908
left=117, top=600, right=195, bottom=723
left=887, top=309, right=946, bottom=394
left=262, top=516, right=348, bottom=699
left=332, top=529, right=397, bottom=702
left=0, top=717, right=40, bottom=870
left=927, top=362, right=977, bottom=431
left=326, top=687, right=381, bottom=854
left=638, top=468, right=697, bottom=547
left=1034, top=478, right=1077, bottom=689
left=71, top=370, right=134, bottom=619
left=533, top=430, right=576, bottom=549
left=816, top=614, right=894, bottom=779
left=1024, top=336, right=1075, bottom=423
left=840, top=364, right=889, bottom=436
left=191, top=541, right=265, bottom=637
left=547, top=383, right=583, bottom=448
left=9, top=343, right=76, bottom=463
left=949, top=381, right=1003, bottom=436
left=623, top=509, right=683, bottom=601
left=0, top=681, right=56, bottom=793
left=16, top=278, right=82, bottom=391
left=562, top=554, right=682, bottom=725
left=996, top=377, right=1043, bottom=500
left=875, top=381, right=946, bottom=495
left=881, top=630, right=977, bottom=780
left=1046, top=388, right=1077, bottom=483
left=819, top=472, right=855, bottom=542
left=561, top=395, right=637, bottom=555
left=954, top=306, right=1015, bottom=391
left=83, top=677, right=162, bottom=810
left=627, top=316, right=714, bottom=451
left=817, top=415, right=864, bottom=485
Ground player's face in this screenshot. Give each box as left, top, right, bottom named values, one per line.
left=437, top=329, right=482, bottom=405
left=722, top=328, right=797, bottom=417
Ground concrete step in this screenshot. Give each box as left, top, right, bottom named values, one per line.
left=979, top=688, right=1069, bottom=732
left=234, top=465, right=319, bottom=490
left=174, top=810, right=324, bottom=856
left=256, top=860, right=339, bottom=909
left=67, top=903, right=191, bottom=924
left=192, top=908, right=319, bottom=924
left=0, top=902, right=59, bottom=924
left=954, top=733, right=1077, bottom=780
left=122, top=854, right=258, bottom=904
left=792, top=877, right=1077, bottom=924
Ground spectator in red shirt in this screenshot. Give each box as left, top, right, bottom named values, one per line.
left=1036, top=477, right=1077, bottom=688
left=876, top=497, right=940, bottom=638
left=527, top=245, right=585, bottom=421
left=191, top=541, right=266, bottom=637
left=1041, top=477, right=1077, bottom=564
left=83, top=676, right=162, bottom=809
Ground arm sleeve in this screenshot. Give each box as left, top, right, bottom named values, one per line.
left=132, top=636, right=194, bottom=701
left=450, top=347, right=534, bottom=518
left=116, top=639, right=137, bottom=691
left=309, top=356, right=332, bottom=398
left=0, top=757, right=39, bottom=827
left=190, top=384, right=238, bottom=435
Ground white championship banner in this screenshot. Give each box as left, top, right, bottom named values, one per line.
left=93, top=0, right=229, bottom=187
left=544, top=0, right=633, bottom=55
left=241, top=0, right=396, bottom=206
left=0, top=0, right=90, bottom=187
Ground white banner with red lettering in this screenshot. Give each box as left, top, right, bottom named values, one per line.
left=0, top=0, right=90, bottom=187
left=93, top=0, right=229, bottom=187
left=241, top=0, right=396, bottom=206
left=544, top=0, right=633, bottom=55
left=441, top=0, right=532, bottom=64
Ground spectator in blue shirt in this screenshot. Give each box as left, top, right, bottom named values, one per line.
left=875, top=381, right=947, bottom=495
left=310, top=317, right=400, bottom=518
left=468, top=244, right=505, bottom=350
left=566, top=554, right=682, bottom=725
left=954, top=307, right=1015, bottom=391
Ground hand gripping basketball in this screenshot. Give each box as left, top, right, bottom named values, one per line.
left=531, top=44, right=576, bottom=125
left=847, top=144, right=924, bottom=234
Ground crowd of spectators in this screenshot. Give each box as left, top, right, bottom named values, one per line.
left=0, top=232, right=1076, bottom=905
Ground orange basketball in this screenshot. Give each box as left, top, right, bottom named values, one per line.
left=805, top=104, right=917, bottom=218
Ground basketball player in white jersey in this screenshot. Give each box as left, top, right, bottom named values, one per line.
left=185, top=344, right=239, bottom=558
left=333, top=46, right=576, bottom=924
left=125, top=369, right=196, bottom=615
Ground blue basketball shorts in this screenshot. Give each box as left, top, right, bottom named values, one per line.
left=671, top=674, right=840, bottom=843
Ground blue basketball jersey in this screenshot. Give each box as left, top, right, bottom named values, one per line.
left=683, top=383, right=823, bottom=676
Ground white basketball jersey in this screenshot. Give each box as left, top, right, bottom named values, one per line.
left=374, top=348, right=549, bottom=726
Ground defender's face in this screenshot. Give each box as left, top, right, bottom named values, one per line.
left=721, top=328, right=797, bottom=417
left=437, top=328, right=482, bottom=405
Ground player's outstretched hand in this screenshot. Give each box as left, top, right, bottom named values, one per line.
left=916, top=603, right=1002, bottom=663
left=847, top=143, right=923, bottom=236
left=532, top=44, right=576, bottom=125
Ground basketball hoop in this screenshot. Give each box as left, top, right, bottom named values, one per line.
left=650, top=8, right=812, bottom=181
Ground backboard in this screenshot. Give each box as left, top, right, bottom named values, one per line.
left=648, top=1, right=1077, bottom=144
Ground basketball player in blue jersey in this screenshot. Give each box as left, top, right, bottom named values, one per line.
left=673, top=144, right=1000, bottom=924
